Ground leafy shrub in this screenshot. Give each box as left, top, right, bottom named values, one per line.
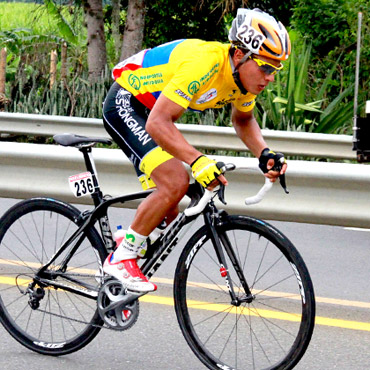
left=291, top=0, right=370, bottom=105
left=7, top=70, right=112, bottom=118
left=254, top=41, right=362, bottom=134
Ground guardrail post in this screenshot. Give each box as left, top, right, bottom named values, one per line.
left=50, top=50, right=58, bottom=90
left=0, top=48, right=7, bottom=95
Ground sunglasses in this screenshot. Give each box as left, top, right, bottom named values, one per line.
left=250, top=56, right=283, bottom=75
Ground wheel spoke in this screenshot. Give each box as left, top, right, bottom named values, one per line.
left=0, top=199, right=105, bottom=354
left=175, top=217, right=315, bottom=370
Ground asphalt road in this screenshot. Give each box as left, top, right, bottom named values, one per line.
left=0, top=198, right=369, bottom=369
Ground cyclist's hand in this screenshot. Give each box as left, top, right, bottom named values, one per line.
left=259, top=148, right=287, bottom=183
left=191, top=155, right=228, bottom=189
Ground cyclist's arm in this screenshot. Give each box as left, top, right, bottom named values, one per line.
left=231, top=105, right=287, bottom=179
left=231, top=105, right=268, bottom=157
left=146, top=94, right=200, bottom=165
left=146, top=94, right=228, bottom=186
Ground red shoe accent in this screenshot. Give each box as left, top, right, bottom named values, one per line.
left=103, top=253, right=157, bottom=292
left=123, top=259, right=149, bottom=281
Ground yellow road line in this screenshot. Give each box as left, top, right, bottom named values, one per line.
left=1, top=257, right=370, bottom=308
left=151, top=276, right=370, bottom=309
left=1, top=259, right=370, bottom=332
left=1, top=276, right=31, bottom=287
left=0, top=258, right=370, bottom=320
left=141, top=295, right=302, bottom=322
left=141, top=295, right=370, bottom=332
left=2, top=276, right=368, bottom=332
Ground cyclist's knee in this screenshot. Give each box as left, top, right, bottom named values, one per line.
left=151, top=160, right=189, bottom=204
left=172, top=173, right=189, bottom=200
left=161, top=172, right=188, bottom=203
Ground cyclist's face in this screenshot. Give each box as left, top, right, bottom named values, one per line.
left=234, top=51, right=281, bottom=95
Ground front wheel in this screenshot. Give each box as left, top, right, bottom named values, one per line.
left=0, top=198, right=107, bottom=355
left=174, top=215, right=315, bottom=370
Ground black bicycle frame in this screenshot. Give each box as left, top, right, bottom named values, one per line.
left=34, top=145, right=252, bottom=304
left=35, top=193, right=253, bottom=306
left=35, top=190, right=153, bottom=283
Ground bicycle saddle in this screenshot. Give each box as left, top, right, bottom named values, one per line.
left=53, top=133, right=112, bottom=147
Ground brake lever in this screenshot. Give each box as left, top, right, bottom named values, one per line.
left=217, top=183, right=227, bottom=205
left=279, top=174, right=289, bottom=194
left=272, top=158, right=289, bottom=194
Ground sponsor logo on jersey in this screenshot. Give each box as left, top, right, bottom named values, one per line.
left=188, top=81, right=200, bottom=95
left=141, top=72, right=164, bottom=86
left=215, top=97, right=235, bottom=107
left=242, top=100, right=255, bottom=107
left=115, top=89, right=152, bottom=146
left=175, top=89, right=191, bottom=102
left=196, top=88, right=217, bottom=105
left=128, top=74, right=141, bottom=90
left=200, top=63, right=219, bottom=85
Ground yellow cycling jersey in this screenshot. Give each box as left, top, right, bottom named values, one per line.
left=112, top=39, right=256, bottom=112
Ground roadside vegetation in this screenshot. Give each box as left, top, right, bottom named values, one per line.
left=0, top=0, right=368, bottom=135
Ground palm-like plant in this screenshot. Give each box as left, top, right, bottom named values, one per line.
left=255, top=42, right=362, bottom=134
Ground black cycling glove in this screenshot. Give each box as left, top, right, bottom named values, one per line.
left=259, top=148, right=289, bottom=194
left=259, top=148, right=286, bottom=173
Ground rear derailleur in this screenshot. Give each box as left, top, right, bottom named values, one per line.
left=24, top=282, right=45, bottom=310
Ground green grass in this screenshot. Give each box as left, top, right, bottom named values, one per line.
left=0, top=2, right=54, bottom=34
left=0, top=2, right=84, bottom=39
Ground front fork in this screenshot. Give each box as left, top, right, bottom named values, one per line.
left=204, top=210, right=254, bottom=306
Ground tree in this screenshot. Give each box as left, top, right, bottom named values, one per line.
left=111, top=0, right=122, bottom=61
left=144, top=0, right=229, bottom=48
left=291, top=0, right=370, bottom=101
left=81, top=0, right=107, bottom=81
left=120, top=0, right=145, bottom=61
left=197, top=0, right=294, bottom=27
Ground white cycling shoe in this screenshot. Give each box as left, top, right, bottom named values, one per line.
left=103, top=253, right=157, bottom=293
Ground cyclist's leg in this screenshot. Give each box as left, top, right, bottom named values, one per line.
left=138, top=173, right=182, bottom=227
left=103, top=83, right=188, bottom=234
left=131, top=157, right=188, bottom=235
left=102, top=83, right=188, bottom=291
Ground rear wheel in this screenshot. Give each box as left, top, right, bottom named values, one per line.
left=0, top=198, right=107, bottom=355
left=174, top=215, right=315, bottom=369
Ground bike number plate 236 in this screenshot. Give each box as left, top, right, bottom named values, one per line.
left=69, top=172, right=94, bottom=197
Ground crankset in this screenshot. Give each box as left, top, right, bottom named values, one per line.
left=97, top=279, right=143, bottom=331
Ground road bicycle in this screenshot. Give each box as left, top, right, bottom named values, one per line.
left=0, top=134, right=315, bottom=370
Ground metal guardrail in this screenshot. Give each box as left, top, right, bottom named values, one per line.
left=0, top=112, right=356, bottom=159
left=0, top=141, right=369, bottom=228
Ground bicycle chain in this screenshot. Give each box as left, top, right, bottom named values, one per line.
left=28, top=276, right=140, bottom=331
left=36, top=308, right=113, bottom=330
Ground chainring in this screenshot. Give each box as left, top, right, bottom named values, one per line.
left=97, top=279, right=140, bottom=331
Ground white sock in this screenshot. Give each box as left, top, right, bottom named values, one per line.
left=112, top=227, right=147, bottom=262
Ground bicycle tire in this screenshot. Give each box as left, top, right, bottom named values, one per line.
left=0, top=197, right=108, bottom=355
left=174, top=215, right=315, bottom=370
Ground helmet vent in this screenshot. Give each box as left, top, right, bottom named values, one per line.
left=259, top=24, right=276, bottom=46
left=261, top=43, right=281, bottom=58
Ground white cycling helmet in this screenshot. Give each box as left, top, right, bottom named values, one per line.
left=228, top=8, right=291, bottom=61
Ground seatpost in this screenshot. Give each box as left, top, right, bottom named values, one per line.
left=79, top=146, right=104, bottom=207
left=78, top=145, right=115, bottom=250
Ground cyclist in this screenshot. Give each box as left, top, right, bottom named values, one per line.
left=102, top=8, right=290, bottom=292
